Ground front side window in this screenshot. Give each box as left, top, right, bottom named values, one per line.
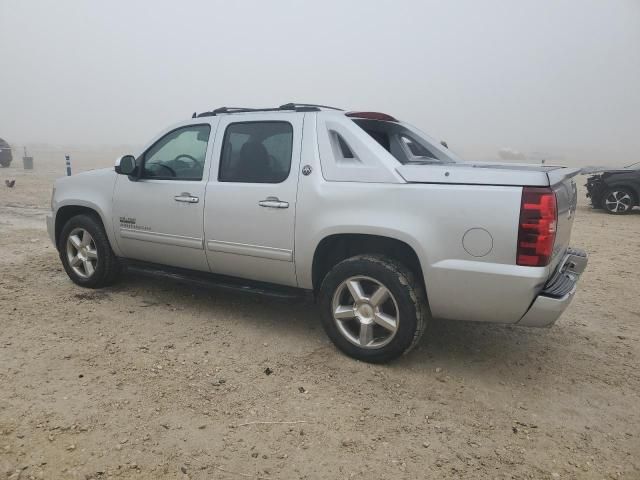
left=142, top=125, right=211, bottom=180
left=219, top=122, right=293, bottom=183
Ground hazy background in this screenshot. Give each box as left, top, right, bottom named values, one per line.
left=1, top=0, right=639, bottom=166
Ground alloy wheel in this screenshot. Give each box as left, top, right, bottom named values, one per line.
left=605, top=191, right=632, bottom=213
left=331, top=276, right=399, bottom=349
left=66, top=228, right=98, bottom=278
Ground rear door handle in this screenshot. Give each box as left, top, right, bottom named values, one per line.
left=258, top=196, right=289, bottom=209
left=174, top=193, right=199, bottom=203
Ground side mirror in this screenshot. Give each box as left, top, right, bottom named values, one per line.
left=115, top=155, right=137, bottom=176
left=440, top=140, right=449, bottom=149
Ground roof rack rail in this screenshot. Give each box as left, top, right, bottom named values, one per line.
left=279, top=102, right=343, bottom=111
left=213, top=107, right=262, bottom=114
left=195, top=107, right=264, bottom=118
left=193, top=103, right=343, bottom=118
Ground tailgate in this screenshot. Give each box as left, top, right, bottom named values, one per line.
left=549, top=168, right=580, bottom=272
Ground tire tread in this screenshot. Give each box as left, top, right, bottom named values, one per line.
left=58, top=213, right=120, bottom=288
left=319, top=254, right=429, bottom=363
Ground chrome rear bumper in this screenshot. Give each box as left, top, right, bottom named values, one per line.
left=518, top=248, right=588, bottom=327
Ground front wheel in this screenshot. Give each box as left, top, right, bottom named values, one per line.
left=58, top=214, right=121, bottom=288
left=318, top=255, right=428, bottom=363
left=602, top=187, right=635, bottom=214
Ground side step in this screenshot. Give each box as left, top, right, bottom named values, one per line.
left=123, top=260, right=312, bottom=302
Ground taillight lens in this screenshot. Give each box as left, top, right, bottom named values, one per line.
left=517, top=187, right=557, bottom=266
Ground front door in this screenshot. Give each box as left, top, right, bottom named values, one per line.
left=112, top=122, right=217, bottom=271
left=204, top=113, right=304, bottom=286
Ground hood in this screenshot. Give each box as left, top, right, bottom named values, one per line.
left=581, top=165, right=639, bottom=174
left=55, top=167, right=115, bottom=185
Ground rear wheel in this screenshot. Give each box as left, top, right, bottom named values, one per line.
left=602, top=187, right=635, bottom=214
left=318, top=255, right=427, bottom=363
left=59, top=214, right=121, bottom=288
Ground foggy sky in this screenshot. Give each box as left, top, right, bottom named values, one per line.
left=1, top=0, right=639, bottom=164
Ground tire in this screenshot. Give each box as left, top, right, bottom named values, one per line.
left=58, top=214, right=121, bottom=288
left=318, top=254, right=428, bottom=363
left=602, top=187, right=636, bottom=214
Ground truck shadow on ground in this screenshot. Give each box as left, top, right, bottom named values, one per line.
left=117, top=272, right=553, bottom=370
left=410, top=318, right=548, bottom=366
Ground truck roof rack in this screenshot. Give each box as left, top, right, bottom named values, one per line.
left=193, top=103, right=343, bottom=118
left=279, top=103, right=343, bottom=111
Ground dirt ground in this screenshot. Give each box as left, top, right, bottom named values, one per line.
left=1, top=155, right=639, bottom=480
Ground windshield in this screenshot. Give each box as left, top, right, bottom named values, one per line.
left=352, top=119, right=459, bottom=164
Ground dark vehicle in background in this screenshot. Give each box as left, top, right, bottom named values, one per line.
left=0, top=138, right=13, bottom=167
left=586, top=162, right=640, bottom=214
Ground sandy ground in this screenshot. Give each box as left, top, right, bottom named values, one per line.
left=0, top=155, right=639, bottom=480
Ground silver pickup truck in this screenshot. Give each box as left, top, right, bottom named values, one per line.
left=47, top=103, right=587, bottom=363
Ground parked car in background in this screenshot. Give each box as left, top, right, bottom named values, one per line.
left=47, top=103, right=588, bottom=363
left=0, top=138, right=13, bottom=167
left=585, top=162, right=640, bottom=214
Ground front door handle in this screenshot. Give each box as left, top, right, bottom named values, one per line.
left=174, top=193, right=199, bottom=203
left=258, top=196, right=289, bottom=209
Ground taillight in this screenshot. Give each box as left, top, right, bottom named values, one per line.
left=517, top=187, right=557, bottom=267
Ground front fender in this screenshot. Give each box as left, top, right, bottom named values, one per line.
left=52, top=169, right=120, bottom=255
left=605, top=181, right=640, bottom=203
left=54, top=199, right=122, bottom=257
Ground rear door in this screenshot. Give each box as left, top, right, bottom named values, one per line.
left=204, top=113, right=304, bottom=286
left=112, top=121, right=217, bottom=271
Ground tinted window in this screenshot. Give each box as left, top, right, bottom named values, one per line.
left=336, top=133, right=355, bottom=159
left=142, top=125, right=210, bottom=180
left=328, top=131, right=357, bottom=162
left=399, top=134, right=434, bottom=158
left=352, top=119, right=454, bottom=164
left=219, top=122, right=293, bottom=183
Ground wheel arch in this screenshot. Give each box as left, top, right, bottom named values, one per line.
left=311, top=233, right=427, bottom=297
left=54, top=203, right=109, bottom=250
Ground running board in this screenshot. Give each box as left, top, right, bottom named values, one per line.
left=123, top=260, right=311, bottom=301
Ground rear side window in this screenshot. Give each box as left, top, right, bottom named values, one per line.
left=219, top=122, right=293, bottom=183
left=329, top=131, right=357, bottom=162
left=335, top=133, right=354, bottom=159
